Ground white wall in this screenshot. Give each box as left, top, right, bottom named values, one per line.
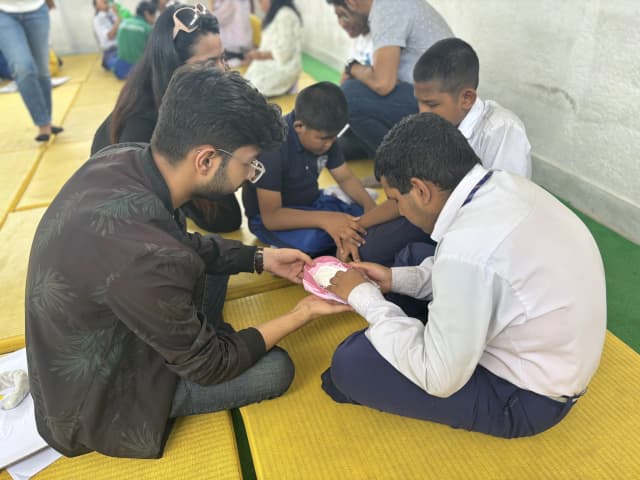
left=49, top=0, right=142, bottom=54
left=48, top=1, right=640, bottom=243
left=295, top=0, right=640, bottom=244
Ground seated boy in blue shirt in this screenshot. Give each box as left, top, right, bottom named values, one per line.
left=242, top=82, right=377, bottom=257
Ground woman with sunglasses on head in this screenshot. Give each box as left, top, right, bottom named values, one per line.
left=244, top=0, right=302, bottom=97
left=92, top=3, right=242, bottom=233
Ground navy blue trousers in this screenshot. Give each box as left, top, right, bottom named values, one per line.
left=341, top=79, right=418, bottom=158
left=359, top=217, right=434, bottom=267
left=322, top=330, right=577, bottom=438
left=248, top=194, right=364, bottom=257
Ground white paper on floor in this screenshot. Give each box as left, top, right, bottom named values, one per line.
left=0, top=349, right=48, bottom=470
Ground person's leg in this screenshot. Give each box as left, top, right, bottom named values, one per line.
left=248, top=195, right=364, bottom=256
left=102, top=47, right=118, bottom=71
left=169, top=346, right=295, bottom=417
left=358, top=217, right=434, bottom=267
left=338, top=130, right=370, bottom=161
left=113, top=58, right=133, bottom=80
left=21, top=4, right=52, bottom=121
left=341, top=79, right=418, bottom=157
left=384, top=242, right=437, bottom=320
left=0, top=8, right=51, bottom=129
left=169, top=273, right=296, bottom=417
left=322, top=330, right=577, bottom=438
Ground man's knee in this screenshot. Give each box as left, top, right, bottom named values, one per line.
left=329, top=330, right=370, bottom=393
left=261, top=347, right=295, bottom=398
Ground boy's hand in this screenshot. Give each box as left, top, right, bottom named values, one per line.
left=322, top=212, right=366, bottom=258
left=337, top=241, right=361, bottom=263
left=326, top=268, right=369, bottom=301
left=351, top=262, right=392, bottom=293
left=263, top=247, right=313, bottom=284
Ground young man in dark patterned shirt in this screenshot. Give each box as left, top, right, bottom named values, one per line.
left=25, top=64, right=351, bottom=459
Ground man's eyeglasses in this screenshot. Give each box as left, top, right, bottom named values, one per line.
left=172, top=3, right=208, bottom=40
left=217, top=148, right=266, bottom=184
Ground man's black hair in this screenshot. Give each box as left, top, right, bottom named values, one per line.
left=294, top=82, right=349, bottom=134
left=151, top=64, right=286, bottom=164
left=136, top=1, right=156, bottom=18
left=375, top=113, right=480, bottom=193
left=325, top=0, right=347, bottom=7
left=413, top=38, right=479, bottom=94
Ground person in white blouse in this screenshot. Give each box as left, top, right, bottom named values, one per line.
left=93, top=0, right=121, bottom=70
left=244, top=0, right=302, bottom=97
left=322, top=113, right=606, bottom=438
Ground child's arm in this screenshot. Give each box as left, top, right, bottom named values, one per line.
left=336, top=200, right=400, bottom=262
left=329, top=164, right=376, bottom=212
left=258, top=189, right=367, bottom=255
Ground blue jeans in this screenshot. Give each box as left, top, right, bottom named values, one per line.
left=248, top=193, right=364, bottom=256
left=0, top=3, right=51, bottom=126
left=341, top=79, right=418, bottom=158
left=322, top=330, right=578, bottom=438
left=170, top=273, right=295, bottom=417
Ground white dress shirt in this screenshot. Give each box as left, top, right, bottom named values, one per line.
left=348, top=165, right=606, bottom=399
left=459, top=97, right=532, bottom=178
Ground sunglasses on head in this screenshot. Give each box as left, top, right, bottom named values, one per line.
left=172, top=3, right=208, bottom=40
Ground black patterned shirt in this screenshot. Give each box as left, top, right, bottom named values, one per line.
left=25, top=144, right=265, bottom=458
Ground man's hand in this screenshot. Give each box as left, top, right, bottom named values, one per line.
left=326, top=268, right=369, bottom=301
left=351, top=262, right=392, bottom=293
left=263, top=247, right=313, bottom=284
left=322, top=212, right=366, bottom=259
left=45, top=0, right=56, bottom=9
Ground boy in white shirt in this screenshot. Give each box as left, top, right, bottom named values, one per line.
left=322, top=113, right=606, bottom=438
left=92, top=0, right=121, bottom=70
left=413, top=37, right=531, bottom=178
left=352, top=38, right=532, bottom=267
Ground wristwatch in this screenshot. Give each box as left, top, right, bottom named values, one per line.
left=254, top=246, right=264, bottom=274
left=344, top=58, right=361, bottom=76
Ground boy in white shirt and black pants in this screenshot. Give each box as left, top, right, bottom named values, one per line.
left=322, top=113, right=606, bottom=438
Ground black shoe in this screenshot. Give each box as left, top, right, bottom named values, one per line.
left=51, top=126, right=64, bottom=134
left=35, top=133, right=50, bottom=142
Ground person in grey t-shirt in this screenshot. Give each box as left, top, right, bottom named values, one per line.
left=338, top=0, right=452, bottom=159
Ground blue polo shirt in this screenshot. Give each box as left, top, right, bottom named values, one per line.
left=242, top=112, right=345, bottom=218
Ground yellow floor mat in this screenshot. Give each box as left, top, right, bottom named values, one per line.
left=16, top=141, right=91, bottom=211
left=0, top=150, right=42, bottom=228
left=0, top=208, right=45, bottom=354
left=0, top=412, right=241, bottom=480
left=226, top=286, right=640, bottom=479
left=0, top=82, right=79, bottom=154
left=54, top=103, right=114, bottom=145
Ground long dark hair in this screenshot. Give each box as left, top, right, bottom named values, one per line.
left=262, top=0, right=302, bottom=29
left=110, top=4, right=220, bottom=143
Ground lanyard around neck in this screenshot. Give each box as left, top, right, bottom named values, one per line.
left=461, top=170, right=494, bottom=207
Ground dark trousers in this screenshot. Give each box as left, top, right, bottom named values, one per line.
left=322, top=330, right=578, bottom=438
left=170, top=274, right=295, bottom=417
left=385, top=241, right=436, bottom=318
left=341, top=79, right=418, bottom=158
left=359, top=217, right=434, bottom=267
left=248, top=194, right=364, bottom=257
